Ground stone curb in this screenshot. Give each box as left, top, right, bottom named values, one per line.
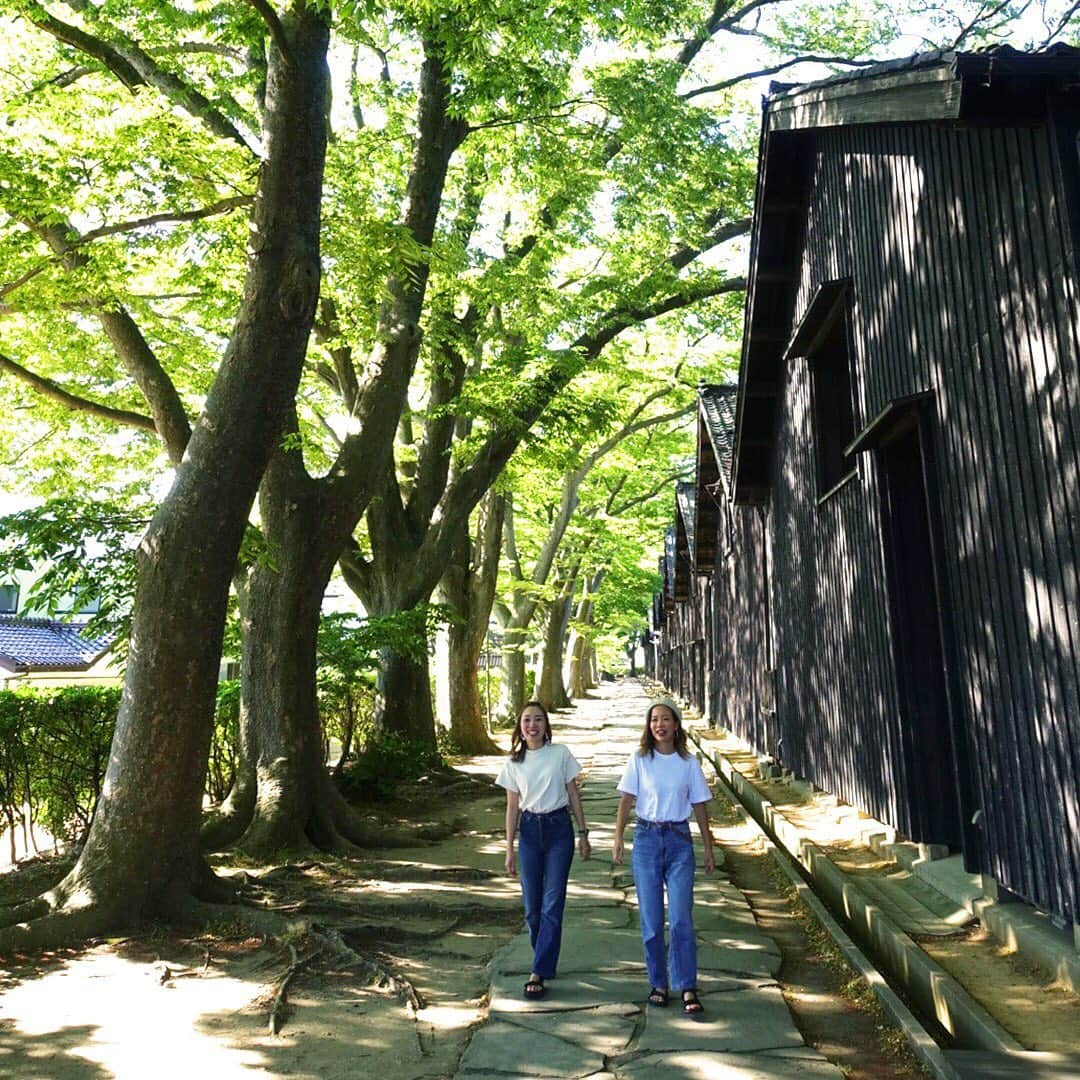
left=689, top=731, right=1022, bottom=1056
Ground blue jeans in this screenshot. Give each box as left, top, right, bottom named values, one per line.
left=518, top=807, right=575, bottom=979
left=631, top=820, right=697, bottom=991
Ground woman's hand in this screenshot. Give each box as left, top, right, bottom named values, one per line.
left=505, top=846, right=516, bottom=876
left=703, top=848, right=715, bottom=875
left=612, top=836, right=624, bottom=865
left=579, top=834, right=592, bottom=861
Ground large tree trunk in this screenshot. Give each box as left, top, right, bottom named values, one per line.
left=497, top=623, right=529, bottom=722
left=536, top=592, right=573, bottom=711
left=446, top=629, right=494, bottom=752
left=378, top=647, right=436, bottom=743
left=438, top=494, right=503, bottom=753
left=568, top=632, right=589, bottom=699
left=0, top=12, right=331, bottom=949
left=566, top=568, right=605, bottom=699
left=201, top=43, right=468, bottom=853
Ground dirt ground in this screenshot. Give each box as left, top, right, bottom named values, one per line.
left=4, top=695, right=1058, bottom=1079
left=706, top=788, right=931, bottom=1079
left=0, top=755, right=520, bottom=1079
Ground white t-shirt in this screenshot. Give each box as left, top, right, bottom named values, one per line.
left=617, top=750, right=711, bottom=822
left=496, top=743, right=582, bottom=813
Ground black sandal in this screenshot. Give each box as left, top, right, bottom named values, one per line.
left=523, top=976, right=546, bottom=999
left=682, top=989, right=704, bottom=1014
left=647, top=986, right=669, bottom=1006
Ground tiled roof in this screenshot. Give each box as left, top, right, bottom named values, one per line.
left=0, top=616, right=112, bottom=673
left=700, top=384, right=738, bottom=482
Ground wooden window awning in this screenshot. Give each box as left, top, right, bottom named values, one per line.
left=845, top=391, right=935, bottom=455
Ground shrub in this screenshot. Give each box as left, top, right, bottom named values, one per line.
left=338, top=731, right=443, bottom=800
left=207, top=679, right=241, bottom=803
left=0, top=686, right=119, bottom=848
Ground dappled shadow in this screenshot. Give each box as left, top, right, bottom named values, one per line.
left=0, top=1021, right=108, bottom=1078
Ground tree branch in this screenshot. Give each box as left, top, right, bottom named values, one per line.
left=608, top=467, right=692, bottom=516
left=0, top=351, right=157, bottom=432
left=28, top=218, right=193, bottom=463
left=27, top=0, right=255, bottom=152
left=81, top=196, right=254, bottom=244
left=504, top=496, right=525, bottom=583
left=1040, top=0, right=1080, bottom=45
left=682, top=56, right=878, bottom=100
left=951, top=0, right=1031, bottom=48
left=338, top=541, right=371, bottom=597
left=246, top=0, right=295, bottom=67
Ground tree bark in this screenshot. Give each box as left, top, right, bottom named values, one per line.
left=438, top=493, right=504, bottom=753
left=377, top=646, right=436, bottom=743
left=536, top=591, right=573, bottom=711
left=200, top=39, right=468, bottom=853
left=496, top=623, right=529, bottom=723
left=0, top=10, right=331, bottom=949
left=566, top=568, right=605, bottom=699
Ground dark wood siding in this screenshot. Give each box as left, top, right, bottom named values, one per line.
left=763, top=120, right=1080, bottom=922
left=709, top=499, right=772, bottom=756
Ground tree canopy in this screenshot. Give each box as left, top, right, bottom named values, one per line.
left=0, top=0, right=1076, bottom=946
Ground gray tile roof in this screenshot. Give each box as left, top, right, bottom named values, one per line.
left=0, top=616, right=112, bottom=673
left=700, top=384, right=738, bottom=482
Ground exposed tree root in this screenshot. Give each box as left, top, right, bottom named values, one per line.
left=0, top=898, right=122, bottom=954
left=168, top=895, right=425, bottom=1018
left=201, top=773, right=257, bottom=852
left=204, top=771, right=450, bottom=860
left=0, top=853, right=240, bottom=956
left=268, top=942, right=320, bottom=1035
left=314, top=926, right=424, bottom=1013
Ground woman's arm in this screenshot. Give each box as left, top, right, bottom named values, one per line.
left=613, top=792, right=634, bottom=865
left=691, top=800, right=715, bottom=875
left=566, top=779, right=592, bottom=860
left=504, top=790, right=520, bottom=875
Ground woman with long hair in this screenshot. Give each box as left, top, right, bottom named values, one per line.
left=613, top=697, right=714, bottom=1014
left=497, top=700, right=591, bottom=1000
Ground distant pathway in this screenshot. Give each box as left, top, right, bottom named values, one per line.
left=455, top=679, right=844, bottom=1079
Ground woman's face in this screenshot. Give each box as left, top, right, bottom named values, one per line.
left=649, top=705, right=678, bottom=746
left=520, top=706, right=548, bottom=747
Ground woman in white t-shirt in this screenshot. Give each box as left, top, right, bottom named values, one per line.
left=496, top=700, right=591, bottom=1000
left=613, top=698, right=714, bottom=1015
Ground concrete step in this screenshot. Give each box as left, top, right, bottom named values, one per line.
left=944, top=1050, right=1080, bottom=1079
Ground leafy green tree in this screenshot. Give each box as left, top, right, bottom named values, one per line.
left=0, top=0, right=1073, bottom=943
left=494, top=350, right=703, bottom=717
left=0, top=1, right=332, bottom=948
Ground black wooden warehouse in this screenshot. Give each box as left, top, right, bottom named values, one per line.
left=651, top=46, right=1080, bottom=932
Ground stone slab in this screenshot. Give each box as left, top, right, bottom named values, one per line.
left=487, top=969, right=776, bottom=1015
left=488, top=971, right=643, bottom=1014
left=563, top=906, right=632, bottom=930
left=496, top=926, right=781, bottom=979
left=502, top=1008, right=638, bottom=1056
left=633, top=984, right=803, bottom=1055
left=494, top=928, right=643, bottom=974
left=457, top=1018, right=605, bottom=1077
left=616, top=1050, right=845, bottom=1078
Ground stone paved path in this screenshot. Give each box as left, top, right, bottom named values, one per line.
left=455, top=680, right=845, bottom=1078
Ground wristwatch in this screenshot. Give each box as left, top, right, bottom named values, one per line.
left=578, top=829, right=590, bottom=837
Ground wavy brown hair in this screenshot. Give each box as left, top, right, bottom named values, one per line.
left=510, top=700, right=553, bottom=762
left=639, top=698, right=689, bottom=758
